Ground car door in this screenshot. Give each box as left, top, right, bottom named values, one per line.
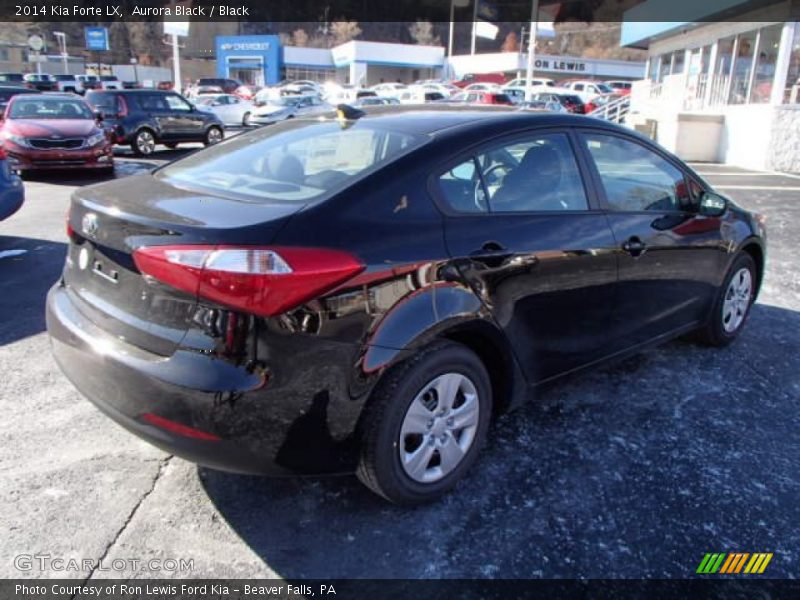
left=136, top=93, right=175, bottom=139
left=436, top=129, right=619, bottom=382
left=164, top=93, right=206, bottom=140
left=576, top=130, right=726, bottom=348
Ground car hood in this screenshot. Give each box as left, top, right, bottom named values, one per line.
left=4, top=119, right=99, bottom=137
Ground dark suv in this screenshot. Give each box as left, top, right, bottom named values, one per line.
left=85, top=90, right=224, bottom=156
left=197, top=78, right=241, bottom=94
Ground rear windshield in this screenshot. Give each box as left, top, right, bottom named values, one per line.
left=100, top=76, right=118, bottom=81
left=54, top=75, right=76, bottom=81
left=157, top=119, right=427, bottom=203
left=86, top=92, right=119, bottom=112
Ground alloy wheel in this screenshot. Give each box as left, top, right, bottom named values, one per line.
left=399, top=372, right=480, bottom=483
left=136, top=131, right=155, bottom=155
left=722, top=267, right=752, bottom=333
left=207, top=127, right=223, bottom=145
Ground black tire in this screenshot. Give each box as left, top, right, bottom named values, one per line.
left=204, top=126, right=224, bottom=147
left=242, top=112, right=252, bottom=127
left=357, top=341, right=492, bottom=505
left=695, top=253, right=757, bottom=347
left=131, top=129, right=156, bottom=157
left=164, top=142, right=179, bottom=149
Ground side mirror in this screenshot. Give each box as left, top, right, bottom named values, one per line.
left=699, top=192, right=727, bottom=217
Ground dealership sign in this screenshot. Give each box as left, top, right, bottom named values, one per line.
left=534, top=58, right=588, bottom=73
left=219, top=42, right=270, bottom=52
left=84, top=27, right=109, bottom=51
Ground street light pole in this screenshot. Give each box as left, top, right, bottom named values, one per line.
left=524, top=0, right=540, bottom=102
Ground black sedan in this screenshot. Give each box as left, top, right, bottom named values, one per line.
left=47, top=107, right=766, bottom=504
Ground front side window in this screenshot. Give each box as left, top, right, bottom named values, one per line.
left=437, top=133, right=589, bottom=213
left=158, top=120, right=426, bottom=203
left=165, top=94, right=192, bottom=111
left=582, top=133, right=691, bottom=212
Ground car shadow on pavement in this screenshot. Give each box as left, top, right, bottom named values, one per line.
left=200, top=302, right=800, bottom=579
left=0, top=236, right=66, bottom=346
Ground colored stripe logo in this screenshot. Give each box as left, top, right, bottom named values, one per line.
left=697, top=552, right=773, bottom=574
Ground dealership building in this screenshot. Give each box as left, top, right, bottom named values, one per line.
left=622, top=0, right=800, bottom=172
left=213, top=35, right=644, bottom=88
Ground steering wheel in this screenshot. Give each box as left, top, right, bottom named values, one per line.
left=474, top=163, right=512, bottom=211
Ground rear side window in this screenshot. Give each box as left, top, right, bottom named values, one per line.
left=136, top=94, right=168, bottom=111
left=157, top=120, right=426, bottom=203
left=438, top=133, right=589, bottom=213
left=581, top=133, right=691, bottom=212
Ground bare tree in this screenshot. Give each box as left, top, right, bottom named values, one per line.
left=330, top=21, right=361, bottom=46
left=291, top=28, right=310, bottom=47
left=501, top=31, right=519, bottom=53
left=408, top=21, right=440, bottom=46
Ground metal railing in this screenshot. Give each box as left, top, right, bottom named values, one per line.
left=588, top=94, right=631, bottom=123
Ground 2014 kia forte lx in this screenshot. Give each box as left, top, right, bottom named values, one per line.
left=47, top=107, right=766, bottom=504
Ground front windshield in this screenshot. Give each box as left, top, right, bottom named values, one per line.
left=9, top=97, right=93, bottom=119
left=596, top=83, right=614, bottom=94
left=158, top=119, right=427, bottom=203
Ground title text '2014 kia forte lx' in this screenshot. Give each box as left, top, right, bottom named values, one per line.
left=47, top=107, right=766, bottom=504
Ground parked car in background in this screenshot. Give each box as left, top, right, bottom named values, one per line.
left=0, top=145, right=24, bottom=221
left=194, top=93, right=255, bottom=127
left=85, top=90, right=224, bottom=156
left=396, top=88, right=447, bottom=104
left=233, top=84, right=261, bottom=100
left=463, top=83, right=502, bottom=92
left=419, top=82, right=460, bottom=97
left=156, top=81, right=174, bottom=91
left=322, top=84, right=376, bottom=104
left=530, top=91, right=587, bottom=114
left=197, top=78, right=241, bottom=94
left=0, top=94, right=113, bottom=173
left=98, top=76, right=122, bottom=91
left=121, top=81, right=141, bottom=90
left=76, top=75, right=101, bottom=91
left=605, top=80, right=633, bottom=95
left=371, top=83, right=408, bottom=98
left=48, top=108, right=765, bottom=505
left=250, top=94, right=333, bottom=126
left=504, top=77, right=556, bottom=89
left=353, top=96, right=401, bottom=107
left=517, top=99, right=568, bottom=113
left=564, top=80, right=615, bottom=103
left=448, top=91, right=514, bottom=106
left=0, top=73, right=31, bottom=88
left=23, top=74, right=57, bottom=92
left=451, top=72, right=507, bottom=88
left=0, top=85, right=40, bottom=113
left=53, top=74, right=84, bottom=94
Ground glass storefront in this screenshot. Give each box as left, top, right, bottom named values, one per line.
left=787, top=24, right=800, bottom=103
left=750, top=23, right=783, bottom=103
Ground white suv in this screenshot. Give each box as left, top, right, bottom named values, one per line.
left=52, top=74, right=84, bottom=94
left=564, top=80, right=614, bottom=103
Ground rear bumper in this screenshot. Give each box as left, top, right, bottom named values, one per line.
left=46, top=282, right=367, bottom=476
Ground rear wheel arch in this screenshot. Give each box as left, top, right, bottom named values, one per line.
left=739, top=240, right=764, bottom=295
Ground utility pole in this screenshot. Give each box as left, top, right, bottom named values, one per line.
left=524, top=0, right=540, bottom=102
left=470, top=0, right=478, bottom=55
left=53, top=31, right=68, bottom=75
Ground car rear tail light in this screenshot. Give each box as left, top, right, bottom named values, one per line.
left=117, top=95, right=128, bottom=117
left=0, top=146, right=6, bottom=160
left=133, top=245, right=365, bottom=317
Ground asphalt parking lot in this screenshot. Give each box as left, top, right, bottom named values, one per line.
left=1, top=151, right=798, bottom=580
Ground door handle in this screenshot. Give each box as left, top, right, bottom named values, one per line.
left=469, top=242, right=513, bottom=263
left=621, top=236, right=647, bottom=257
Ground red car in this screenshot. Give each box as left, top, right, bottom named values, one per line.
left=233, top=84, right=261, bottom=101
left=450, top=91, right=514, bottom=106
left=451, top=72, right=507, bottom=89
left=0, top=94, right=114, bottom=173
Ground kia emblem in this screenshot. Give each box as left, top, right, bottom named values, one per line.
left=82, top=213, right=99, bottom=237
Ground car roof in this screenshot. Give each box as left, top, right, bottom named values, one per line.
left=335, top=106, right=627, bottom=137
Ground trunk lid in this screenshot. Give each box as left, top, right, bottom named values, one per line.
left=64, top=173, right=304, bottom=356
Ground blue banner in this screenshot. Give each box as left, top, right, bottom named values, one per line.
left=85, top=27, right=109, bottom=51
